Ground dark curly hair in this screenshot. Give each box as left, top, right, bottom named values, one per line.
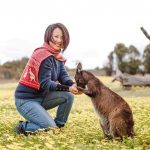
left=44, top=23, right=70, bottom=51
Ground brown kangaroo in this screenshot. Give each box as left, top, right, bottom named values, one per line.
left=75, top=63, right=135, bottom=139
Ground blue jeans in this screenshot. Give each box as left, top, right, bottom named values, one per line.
left=15, top=91, right=74, bottom=132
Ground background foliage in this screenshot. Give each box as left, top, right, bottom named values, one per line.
left=1, top=43, right=150, bottom=79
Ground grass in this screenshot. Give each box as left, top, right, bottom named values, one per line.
left=0, top=76, right=150, bottom=150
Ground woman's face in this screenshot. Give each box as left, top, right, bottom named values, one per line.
left=49, top=27, right=63, bottom=51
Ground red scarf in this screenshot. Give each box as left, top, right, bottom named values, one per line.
left=41, top=42, right=66, bottom=62
left=19, top=43, right=66, bottom=90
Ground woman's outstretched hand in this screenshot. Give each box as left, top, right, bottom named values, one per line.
left=69, top=84, right=83, bottom=95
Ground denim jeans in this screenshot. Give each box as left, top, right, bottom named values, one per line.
left=15, top=91, right=74, bottom=132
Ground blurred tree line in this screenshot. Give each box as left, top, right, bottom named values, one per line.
left=104, top=43, right=150, bottom=76
left=0, top=43, right=150, bottom=79
left=0, top=57, right=28, bottom=79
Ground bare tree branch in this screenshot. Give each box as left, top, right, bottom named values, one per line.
left=140, top=27, right=150, bottom=41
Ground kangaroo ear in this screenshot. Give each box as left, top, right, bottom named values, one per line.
left=76, top=62, right=82, bottom=73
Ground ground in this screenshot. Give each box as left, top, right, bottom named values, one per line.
left=0, top=77, right=149, bottom=150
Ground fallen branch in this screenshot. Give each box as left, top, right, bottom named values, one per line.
left=140, top=27, right=150, bottom=41
left=112, top=69, right=150, bottom=89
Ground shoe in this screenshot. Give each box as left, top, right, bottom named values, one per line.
left=16, top=121, right=28, bottom=136
left=56, top=124, right=64, bottom=128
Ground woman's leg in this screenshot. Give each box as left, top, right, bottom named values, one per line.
left=42, top=91, right=74, bottom=127
left=15, top=98, right=57, bottom=132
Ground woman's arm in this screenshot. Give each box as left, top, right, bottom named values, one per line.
left=38, top=57, right=75, bottom=92
left=58, top=62, right=75, bottom=86
left=38, top=58, right=58, bottom=91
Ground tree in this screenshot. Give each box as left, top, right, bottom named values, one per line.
left=114, top=43, right=128, bottom=63
left=125, top=45, right=141, bottom=74
left=112, top=43, right=141, bottom=74
left=0, top=57, right=28, bottom=79
left=143, top=44, right=150, bottom=73
left=107, top=51, right=114, bottom=75
left=128, top=45, right=140, bottom=60
left=103, top=51, right=114, bottom=76
left=114, top=43, right=128, bottom=72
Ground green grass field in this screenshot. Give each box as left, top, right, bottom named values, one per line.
left=0, top=77, right=150, bottom=150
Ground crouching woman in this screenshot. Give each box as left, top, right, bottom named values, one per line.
left=15, top=23, right=79, bottom=135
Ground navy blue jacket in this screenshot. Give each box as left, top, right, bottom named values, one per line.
left=15, top=56, right=74, bottom=99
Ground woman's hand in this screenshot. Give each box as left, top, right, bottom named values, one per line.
left=55, top=81, right=60, bottom=84
left=69, top=86, right=78, bottom=94
left=69, top=84, right=83, bottom=95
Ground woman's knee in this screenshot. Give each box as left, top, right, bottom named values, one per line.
left=65, top=92, right=74, bottom=104
left=39, top=109, right=57, bottom=128
left=39, top=119, right=57, bottom=128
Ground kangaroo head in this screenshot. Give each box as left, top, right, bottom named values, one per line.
left=75, top=63, right=87, bottom=89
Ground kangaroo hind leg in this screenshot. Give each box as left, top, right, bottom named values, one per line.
left=110, top=118, right=127, bottom=139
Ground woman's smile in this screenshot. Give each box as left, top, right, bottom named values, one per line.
left=49, top=27, right=63, bottom=51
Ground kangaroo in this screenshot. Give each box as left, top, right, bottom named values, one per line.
left=75, top=63, right=135, bottom=139
left=29, top=68, right=36, bottom=82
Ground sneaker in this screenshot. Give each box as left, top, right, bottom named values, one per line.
left=56, top=124, right=64, bottom=128
left=16, top=121, right=28, bottom=136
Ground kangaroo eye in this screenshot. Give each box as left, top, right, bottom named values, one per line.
left=79, top=79, right=83, bottom=82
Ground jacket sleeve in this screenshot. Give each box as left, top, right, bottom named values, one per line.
left=38, top=57, right=71, bottom=92
left=38, top=58, right=58, bottom=91
left=58, top=62, right=75, bottom=86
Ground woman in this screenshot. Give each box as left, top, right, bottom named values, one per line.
left=15, top=23, right=79, bottom=135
